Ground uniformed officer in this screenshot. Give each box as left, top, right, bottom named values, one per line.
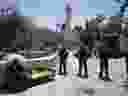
left=120, top=34, right=128, bottom=80
left=97, top=43, right=112, bottom=81
left=58, top=44, right=68, bottom=75
left=76, top=43, right=90, bottom=78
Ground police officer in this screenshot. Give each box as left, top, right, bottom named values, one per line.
left=97, top=43, right=112, bottom=81
left=120, top=34, right=128, bottom=80
left=77, top=43, right=90, bottom=78
left=58, top=44, right=68, bottom=75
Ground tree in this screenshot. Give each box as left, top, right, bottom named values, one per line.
left=114, top=0, right=128, bottom=16
left=114, top=0, right=128, bottom=33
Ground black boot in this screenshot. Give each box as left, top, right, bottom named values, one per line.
left=63, top=72, right=68, bottom=76
left=58, top=72, right=64, bottom=75
left=59, top=64, right=63, bottom=75
left=103, top=76, right=112, bottom=82
left=98, top=72, right=104, bottom=80
left=77, top=73, right=82, bottom=78
left=103, top=58, right=112, bottom=82
left=83, top=74, right=88, bottom=78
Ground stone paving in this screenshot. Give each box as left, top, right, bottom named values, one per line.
left=29, top=74, right=128, bottom=96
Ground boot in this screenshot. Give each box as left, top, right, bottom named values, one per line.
left=58, top=72, right=64, bottom=75
left=98, top=72, right=104, bottom=80
left=77, top=73, right=82, bottom=78
left=63, top=72, right=68, bottom=76
left=103, top=75, right=112, bottom=82
left=83, top=74, right=88, bottom=78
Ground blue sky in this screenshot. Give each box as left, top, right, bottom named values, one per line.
left=17, top=0, right=121, bottom=16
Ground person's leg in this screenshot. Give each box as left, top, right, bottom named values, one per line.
left=104, top=57, right=112, bottom=81
left=83, top=57, right=88, bottom=78
left=98, top=57, right=105, bottom=79
left=63, top=60, right=67, bottom=75
left=98, top=51, right=105, bottom=80
left=77, top=58, right=83, bottom=77
left=73, top=57, right=79, bottom=75
left=104, top=57, right=109, bottom=76
left=59, top=58, right=63, bottom=75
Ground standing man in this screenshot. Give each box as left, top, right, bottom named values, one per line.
left=58, top=44, right=68, bottom=76
left=120, top=34, right=128, bottom=80
left=97, top=43, right=112, bottom=81
left=77, top=43, right=90, bottom=78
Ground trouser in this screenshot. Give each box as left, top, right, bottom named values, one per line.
left=99, top=57, right=109, bottom=78
left=59, top=59, right=67, bottom=74
left=78, top=57, right=88, bottom=76
left=120, top=52, right=128, bottom=79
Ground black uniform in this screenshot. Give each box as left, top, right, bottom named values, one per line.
left=96, top=31, right=120, bottom=81
left=120, top=35, right=128, bottom=80
left=98, top=43, right=112, bottom=81
left=120, top=51, right=128, bottom=80
left=58, top=48, right=68, bottom=75
left=76, top=46, right=90, bottom=78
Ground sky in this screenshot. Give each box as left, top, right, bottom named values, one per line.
left=17, top=0, right=121, bottom=16
left=0, top=0, right=16, bottom=9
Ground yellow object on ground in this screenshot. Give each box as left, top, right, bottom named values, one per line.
left=32, top=71, right=48, bottom=80
left=32, top=64, right=48, bottom=80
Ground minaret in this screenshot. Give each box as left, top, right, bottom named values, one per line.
left=64, top=3, right=72, bottom=33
